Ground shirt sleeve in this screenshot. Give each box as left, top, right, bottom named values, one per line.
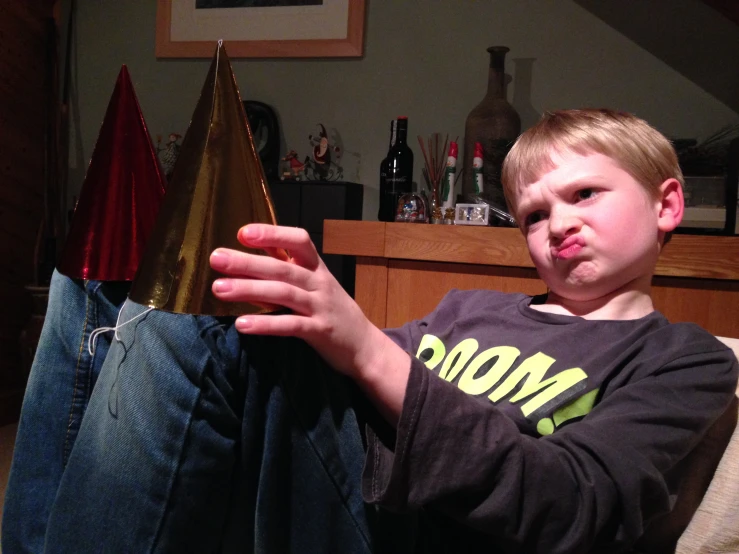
left=362, top=345, right=739, bottom=554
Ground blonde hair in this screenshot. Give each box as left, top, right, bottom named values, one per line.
left=501, top=109, right=683, bottom=214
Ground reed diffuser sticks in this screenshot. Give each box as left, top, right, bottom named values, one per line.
left=417, top=133, right=452, bottom=206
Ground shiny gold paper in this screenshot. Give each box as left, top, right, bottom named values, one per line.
left=129, top=42, right=279, bottom=315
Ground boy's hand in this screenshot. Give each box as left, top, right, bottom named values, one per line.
left=209, top=224, right=407, bottom=391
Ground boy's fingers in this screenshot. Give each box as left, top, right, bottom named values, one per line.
left=211, top=278, right=313, bottom=315
left=237, top=224, right=320, bottom=269
left=234, top=313, right=312, bottom=336
left=210, top=248, right=310, bottom=288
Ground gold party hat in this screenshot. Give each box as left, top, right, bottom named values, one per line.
left=129, top=42, right=279, bottom=315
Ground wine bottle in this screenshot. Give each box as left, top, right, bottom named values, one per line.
left=378, top=116, right=414, bottom=222
left=378, top=119, right=396, bottom=221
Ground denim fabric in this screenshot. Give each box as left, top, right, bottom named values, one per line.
left=42, top=301, right=374, bottom=554
left=2, top=270, right=128, bottom=554
left=223, top=335, right=375, bottom=554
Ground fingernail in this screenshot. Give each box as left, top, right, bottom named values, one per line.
left=236, top=316, right=253, bottom=329
left=213, top=280, right=232, bottom=293
left=211, top=249, right=229, bottom=267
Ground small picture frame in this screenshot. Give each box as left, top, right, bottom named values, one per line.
left=454, top=203, right=489, bottom=226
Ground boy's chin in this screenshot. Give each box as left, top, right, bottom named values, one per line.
left=549, top=276, right=647, bottom=305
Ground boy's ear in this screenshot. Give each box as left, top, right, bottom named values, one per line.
left=657, top=178, right=684, bottom=233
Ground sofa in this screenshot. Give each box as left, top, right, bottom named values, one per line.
left=674, top=336, right=739, bottom=553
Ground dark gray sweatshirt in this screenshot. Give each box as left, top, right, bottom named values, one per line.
left=363, top=289, right=738, bottom=553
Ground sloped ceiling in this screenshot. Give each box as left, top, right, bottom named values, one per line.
left=575, top=0, right=739, bottom=113
left=702, top=0, right=739, bottom=26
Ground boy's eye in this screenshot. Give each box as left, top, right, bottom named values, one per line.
left=524, top=211, right=546, bottom=227
left=576, top=188, right=597, bottom=201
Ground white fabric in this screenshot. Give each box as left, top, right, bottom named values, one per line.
left=676, top=336, right=739, bottom=554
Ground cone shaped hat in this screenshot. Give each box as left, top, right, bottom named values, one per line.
left=58, top=65, right=166, bottom=280
left=129, top=42, right=279, bottom=315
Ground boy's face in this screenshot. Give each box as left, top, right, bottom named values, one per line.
left=515, top=151, right=666, bottom=302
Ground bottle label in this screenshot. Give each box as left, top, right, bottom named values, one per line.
left=386, top=176, right=409, bottom=193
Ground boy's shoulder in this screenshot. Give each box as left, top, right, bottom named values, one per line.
left=647, top=320, right=739, bottom=361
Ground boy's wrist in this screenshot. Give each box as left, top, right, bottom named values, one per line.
left=351, top=325, right=412, bottom=424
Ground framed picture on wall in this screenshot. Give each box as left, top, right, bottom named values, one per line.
left=155, top=0, right=366, bottom=58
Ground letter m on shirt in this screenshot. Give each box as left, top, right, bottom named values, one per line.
left=487, top=352, right=588, bottom=418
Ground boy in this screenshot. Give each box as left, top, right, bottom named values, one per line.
left=209, top=109, right=739, bottom=552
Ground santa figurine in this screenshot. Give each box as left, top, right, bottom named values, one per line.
left=307, top=124, right=340, bottom=180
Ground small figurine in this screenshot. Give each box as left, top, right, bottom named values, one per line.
left=280, top=149, right=306, bottom=181
left=305, top=124, right=342, bottom=181
left=156, top=132, right=182, bottom=180
left=280, top=124, right=345, bottom=182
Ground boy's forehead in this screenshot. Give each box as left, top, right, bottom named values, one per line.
left=519, top=148, right=611, bottom=186
left=510, top=150, right=563, bottom=203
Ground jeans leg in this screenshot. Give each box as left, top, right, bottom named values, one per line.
left=43, top=301, right=247, bottom=554
left=221, top=335, right=375, bottom=554
left=2, top=270, right=126, bottom=554
left=42, top=304, right=384, bottom=553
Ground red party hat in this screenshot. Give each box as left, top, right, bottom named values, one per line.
left=57, top=65, right=166, bottom=281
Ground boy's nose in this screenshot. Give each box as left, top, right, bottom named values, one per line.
left=549, top=209, right=581, bottom=238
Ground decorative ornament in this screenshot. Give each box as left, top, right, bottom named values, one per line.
left=279, top=124, right=345, bottom=182
left=129, top=41, right=280, bottom=316
left=57, top=65, right=166, bottom=281
left=280, top=149, right=307, bottom=181
left=462, top=46, right=521, bottom=205
left=304, top=123, right=343, bottom=181
left=156, top=132, right=183, bottom=180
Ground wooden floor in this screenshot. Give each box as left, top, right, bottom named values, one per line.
left=0, top=423, right=18, bottom=550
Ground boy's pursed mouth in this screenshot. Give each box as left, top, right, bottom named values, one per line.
left=551, top=237, right=585, bottom=260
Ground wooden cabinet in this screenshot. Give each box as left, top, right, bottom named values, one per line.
left=324, top=221, right=739, bottom=337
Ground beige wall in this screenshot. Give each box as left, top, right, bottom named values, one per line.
left=69, top=0, right=739, bottom=220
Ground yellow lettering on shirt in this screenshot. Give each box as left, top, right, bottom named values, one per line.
left=488, top=352, right=587, bottom=417
left=458, top=346, right=519, bottom=395
left=416, top=334, right=446, bottom=370
left=416, top=335, right=593, bottom=430
left=439, top=338, right=479, bottom=381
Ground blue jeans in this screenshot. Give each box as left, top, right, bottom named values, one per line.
left=2, top=270, right=128, bottom=554
left=42, top=300, right=375, bottom=553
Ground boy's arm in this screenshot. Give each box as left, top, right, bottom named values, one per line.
left=209, top=223, right=411, bottom=423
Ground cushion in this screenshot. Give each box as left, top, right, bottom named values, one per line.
left=675, top=336, right=739, bottom=553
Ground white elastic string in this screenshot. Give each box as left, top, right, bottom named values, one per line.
left=214, top=40, right=222, bottom=94
left=88, top=307, right=154, bottom=355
